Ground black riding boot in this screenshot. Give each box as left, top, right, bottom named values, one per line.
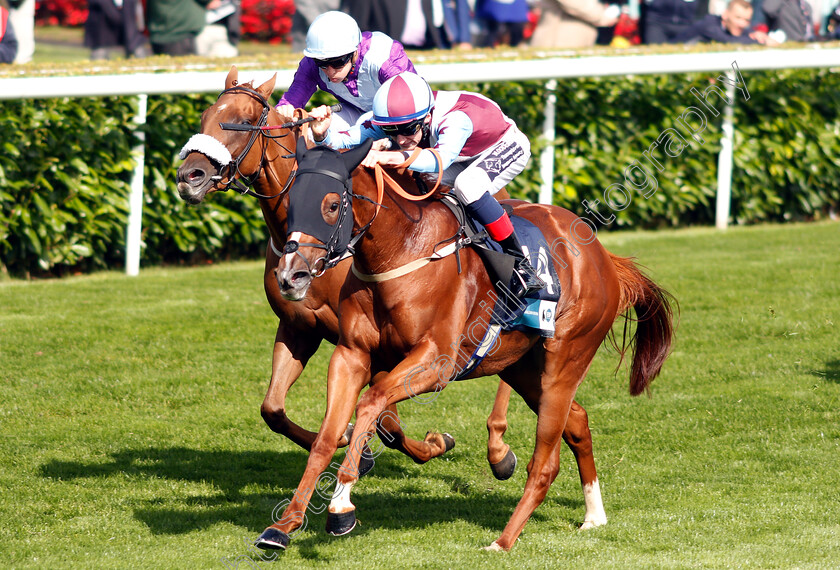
left=498, top=232, right=546, bottom=298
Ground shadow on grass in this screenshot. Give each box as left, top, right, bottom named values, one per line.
left=39, top=445, right=577, bottom=544
left=811, top=359, right=840, bottom=383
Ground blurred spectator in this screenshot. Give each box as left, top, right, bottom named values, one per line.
left=642, top=0, right=709, bottom=44
left=826, top=3, right=840, bottom=38
left=84, top=0, right=149, bottom=60
left=401, top=0, right=450, bottom=49
left=342, top=0, right=452, bottom=49
left=477, top=0, right=530, bottom=47
left=762, top=0, right=814, bottom=41
left=442, top=0, right=473, bottom=49
left=197, top=0, right=240, bottom=56
left=292, top=0, right=339, bottom=52
left=596, top=0, right=629, bottom=44
left=147, top=0, right=213, bottom=55
left=341, top=0, right=407, bottom=40
left=674, top=0, right=780, bottom=43
left=7, top=0, right=33, bottom=63
left=1, top=0, right=19, bottom=63
left=529, top=0, right=620, bottom=48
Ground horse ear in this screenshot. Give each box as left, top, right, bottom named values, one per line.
left=256, top=73, right=277, bottom=102
left=295, top=136, right=307, bottom=164
left=225, top=65, right=238, bottom=89
left=341, top=139, right=374, bottom=173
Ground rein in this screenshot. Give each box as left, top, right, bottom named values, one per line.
left=351, top=149, right=455, bottom=282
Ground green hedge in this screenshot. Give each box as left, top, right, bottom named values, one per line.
left=1, top=67, right=838, bottom=277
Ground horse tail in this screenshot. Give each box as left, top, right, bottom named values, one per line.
left=609, top=253, right=677, bottom=397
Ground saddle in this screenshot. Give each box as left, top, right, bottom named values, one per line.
left=437, top=193, right=561, bottom=338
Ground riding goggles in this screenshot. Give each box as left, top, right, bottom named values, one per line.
left=379, top=118, right=425, bottom=137
left=313, top=52, right=353, bottom=69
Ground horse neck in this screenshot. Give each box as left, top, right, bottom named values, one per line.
left=253, top=122, right=299, bottom=247
left=352, top=169, right=455, bottom=275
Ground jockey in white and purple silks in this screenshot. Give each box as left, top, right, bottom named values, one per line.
left=275, top=10, right=417, bottom=134
left=309, top=72, right=545, bottom=299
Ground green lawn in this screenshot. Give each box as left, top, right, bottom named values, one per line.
left=1, top=221, right=839, bottom=568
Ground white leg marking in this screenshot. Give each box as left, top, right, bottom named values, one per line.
left=580, top=478, right=607, bottom=529
left=328, top=478, right=356, bottom=514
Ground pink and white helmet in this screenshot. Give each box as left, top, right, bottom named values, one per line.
left=371, top=73, right=434, bottom=126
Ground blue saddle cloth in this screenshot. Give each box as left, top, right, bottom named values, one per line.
left=452, top=214, right=561, bottom=381
left=483, top=215, right=561, bottom=337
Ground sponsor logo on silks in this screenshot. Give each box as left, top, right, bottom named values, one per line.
left=513, top=299, right=556, bottom=334
left=483, top=158, right=503, bottom=173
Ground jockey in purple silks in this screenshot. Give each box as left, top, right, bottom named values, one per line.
left=275, top=10, right=417, bottom=135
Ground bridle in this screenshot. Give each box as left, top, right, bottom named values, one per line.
left=284, top=166, right=361, bottom=278
left=182, top=84, right=298, bottom=200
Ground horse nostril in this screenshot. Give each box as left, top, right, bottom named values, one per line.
left=188, top=168, right=206, bottom=183
left=292, top=271, right=310, bottom=283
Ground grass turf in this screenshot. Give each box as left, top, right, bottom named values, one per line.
left=1, top=221, right=839, bottom=568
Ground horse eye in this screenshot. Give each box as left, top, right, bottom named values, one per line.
left=330, top=202, right=339, bottom=212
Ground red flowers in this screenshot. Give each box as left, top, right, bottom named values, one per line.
left=240, top=0, right=294, bottom=44
left=36, top=0, right=88, bottom=27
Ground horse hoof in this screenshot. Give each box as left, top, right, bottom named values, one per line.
left=326, top=510, right=357, bottom=536
left=358, top=445, right=375, bottom=478
left=426, top=431, right=456, bottom=453
left=441, top=432, right=456, bottom=452
left=339, top=422, right=354, bottom=447
left=489, top=449, right=517, bottom=481
left=254, top=527, right=290, bottom=550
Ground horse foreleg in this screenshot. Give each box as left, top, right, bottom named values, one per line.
left=564, top=400, right=607, bottom=529
left=327, top=343, right=453, bottom=534
left=256, top=344, right=369, bottom=550
left=487, top=380, right=517, bottom=480
left=260, top=324, right=338, bottom=451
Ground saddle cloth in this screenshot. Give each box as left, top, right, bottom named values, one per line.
left=440, top=195, right=562, bottom=381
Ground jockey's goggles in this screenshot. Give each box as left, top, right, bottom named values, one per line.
left=380, top=118, right=424, bottom=136
left=313, top=52, right=353, bottom=69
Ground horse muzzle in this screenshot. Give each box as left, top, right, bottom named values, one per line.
left=275, top=265, right=313, bottom=301
left=176, top=153, right=225, bottom=204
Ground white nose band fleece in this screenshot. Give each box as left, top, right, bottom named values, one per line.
left=179, top=134, right=233, bottom=165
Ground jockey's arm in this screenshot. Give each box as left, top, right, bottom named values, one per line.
left=405, top=113, right=472, bottom=173
left=316, top=111, right=385, bottom=150
left=275, top=58, right=320, bottom=120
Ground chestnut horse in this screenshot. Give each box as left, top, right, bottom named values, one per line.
left=259, top=141, right=675, bottom=551
left=176, top=67, right=605, bottom=524
left=176, top=67, right=462, bottom=468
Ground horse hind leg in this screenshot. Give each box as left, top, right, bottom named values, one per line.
left=487, top=380, right=517, bottom=480
left=489, top=338, right=600, bottom=551
left=564, top=400, right=607, bottom=529
left=486, top=380, right=598, bottom=509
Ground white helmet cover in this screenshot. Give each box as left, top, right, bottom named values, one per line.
left=371, top=73, right=434, bottom=125
left=303, top=11, right=362, bottom=59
